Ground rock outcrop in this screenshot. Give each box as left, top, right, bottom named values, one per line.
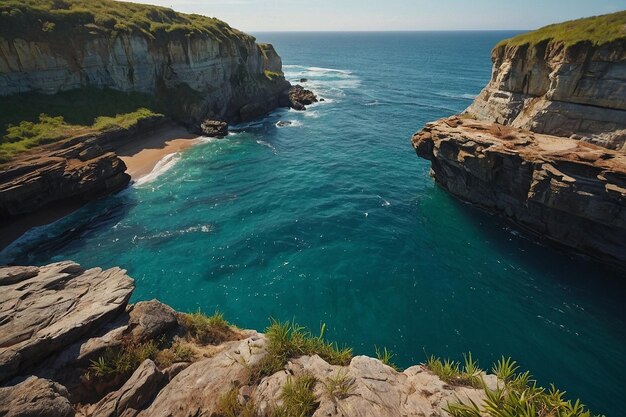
left=0, top=261, right=498, bottom=417
left=0, top=261, right=134, bottom=383
left=289, top=85, right=318, bottom=110
left=0, top=116, right=168, bottom=219
left=0, top=3, right=290, bottom=125
left=466, top=39, right=626, bottom=150
left=413, top=116, right=626, bottom=267
left=195, top=119, right=228, bottom=137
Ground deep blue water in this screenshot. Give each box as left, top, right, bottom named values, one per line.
left=2, top=32, right=625, bottom=415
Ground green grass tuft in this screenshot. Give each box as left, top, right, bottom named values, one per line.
left=444, top=357, right=604, bottom=417
left=271, top=372, right=318, bottom=417
left=86, top=340, right=159, bottom=380
left=323, top=370, right=355, bottom=400
left=375, top=346, right=399, bottom=370
left=424, top=352, right=483, bottom=387
left=217, top=388, right=258, bottom=417
left=181, top=309, right=234, bottom=345
left=497, top=11, right=626, bottom=48
left=250, top=320, right=352, bottom=383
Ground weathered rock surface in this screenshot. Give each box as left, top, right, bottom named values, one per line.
left=195, top=119, right=228, bottom=137
left=289, top=84, right=318, bottom=110
left=0, top=116, right=169, bottom=219
left=413, top=116, right=626, bottom=267
left=0, top=261, right=499, bottom=417
left=0, top=261, right=134, bottom=383
left=0, top=376, right=74, bottom=417
left=0, top=30, right=290, bottom=125
left=91, top=360, right=165, bottom=417
left=466, top=39, right=626, bottom=150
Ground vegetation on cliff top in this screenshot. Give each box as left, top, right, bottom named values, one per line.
left=497, top=10, right=626, bottom=48
left=0, top=0, right=251, bottom=42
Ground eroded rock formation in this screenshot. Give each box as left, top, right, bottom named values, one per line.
left=413, top=116, right=626, bottom=267
left=466, top=39, right=626, bottom=150
left=0, top=262, right=497, bottom=417
left=0, top=116, right=168, bottom=219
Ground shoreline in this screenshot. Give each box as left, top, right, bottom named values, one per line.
left=117, top=125, right=200, bottom=180
left=0, top=126, right=201, bottom=252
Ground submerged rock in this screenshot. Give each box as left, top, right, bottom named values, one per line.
left=276, top=121, right=292, bottom=127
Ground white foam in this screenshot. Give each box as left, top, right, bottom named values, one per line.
left=275, top=120, right=302, bottom=128
left=132, top=224, right=214, bottom=243
left=307, top=66, right=353, bottom=75
left=134, top=152, right=181, bottom=187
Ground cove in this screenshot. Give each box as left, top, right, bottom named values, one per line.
left=1, top=32, right=624, bottom=415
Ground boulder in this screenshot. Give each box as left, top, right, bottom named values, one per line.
left=127, top=300, right=179, bottom=342
left=288, top=85, right=318, bottom=111
left=91, top=360, right=165, bottom=417
left=276, top=121, right=292, bottom=127
left=0, top=376, right=74, bottom=417
left=196, top=120, right=228, bottom=138
left=0, top=262, right=134, bottom=383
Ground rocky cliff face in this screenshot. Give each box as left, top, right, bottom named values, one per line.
left=0, top=262, right=498, bottom=417
left=466, top=39, right=626, bottom=150
left=0, top=30, right=289, bottom=124
left=0, top=116, right=171, bottom=220
left=413, top=116, right=626, bottom=267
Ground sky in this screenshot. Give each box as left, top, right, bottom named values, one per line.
left=119, top=0, right=626, bottom=32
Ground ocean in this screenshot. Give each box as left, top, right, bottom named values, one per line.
left=2, top=32, right=624, bottom=415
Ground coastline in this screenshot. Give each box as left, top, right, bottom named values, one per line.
left=0, top=126, right=202, bottom=252
left=117, top=126, right=200, bottom=180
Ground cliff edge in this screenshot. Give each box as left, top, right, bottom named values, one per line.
left=465, top=12, right=626, bottom=151
left=413, top=12, right=626, bottom=268
left=0, top=0, right=290, bottom=124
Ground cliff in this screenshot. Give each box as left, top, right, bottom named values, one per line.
left=413, top=12, right=626, bottom=268
left=413, top=116, right=626, bottom=267
left=0, top=0, right=290, bottom=124
left=0, top=261, right=596, bottom=417
left=466, top=12, right=626, bottom=151
left=0, top=262, right=494, bottom=417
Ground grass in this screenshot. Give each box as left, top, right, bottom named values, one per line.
left=217, top=388, right=258, bottom=417
left=497, top=11, right=626, bottom=48
left=323, top=370, right=355, bottom=400
left=181, top=310, right=235, bottom=345
left=424, top=352, right=483, bottom=387
left=86, top=340, right=159, bottom=380
left=429, top=356, right=604, bottom=417
left=250, top=320, right=352, bottom=383
left=0, top=0, right=252, bottom=43
left=0, top=107, right=161, bottom=163
left=271, top=373, right=318, bottom=417
left=375, top=346, right=399, bottom=370
left=154, top=340, right=196, bottom=368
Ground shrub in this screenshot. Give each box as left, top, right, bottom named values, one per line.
left=217, top=388, right=257, bottom=417
left=87, top=340, right=159, bottom=380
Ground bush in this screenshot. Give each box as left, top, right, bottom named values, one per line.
left=181, top=310, right=234, bottom=345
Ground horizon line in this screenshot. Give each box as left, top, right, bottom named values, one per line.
left=248, top=29, right=530, bottom=33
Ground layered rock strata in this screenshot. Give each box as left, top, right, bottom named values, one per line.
left=412, top=116, right=626, bottom=267
left=466, top=39, right=626, bottom=150
left=0, top=31, right=290, bottom=124
left=0, top=261, right=497, bottom=417
left=0, top=116, right=168, bottom=219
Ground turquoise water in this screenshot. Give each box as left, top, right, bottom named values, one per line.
left=2, top=32, right=625, bottom=415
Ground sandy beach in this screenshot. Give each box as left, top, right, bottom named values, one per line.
left=0, top=125, right=201, bottom=251
left=117, top=125, right=200, bottom=180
